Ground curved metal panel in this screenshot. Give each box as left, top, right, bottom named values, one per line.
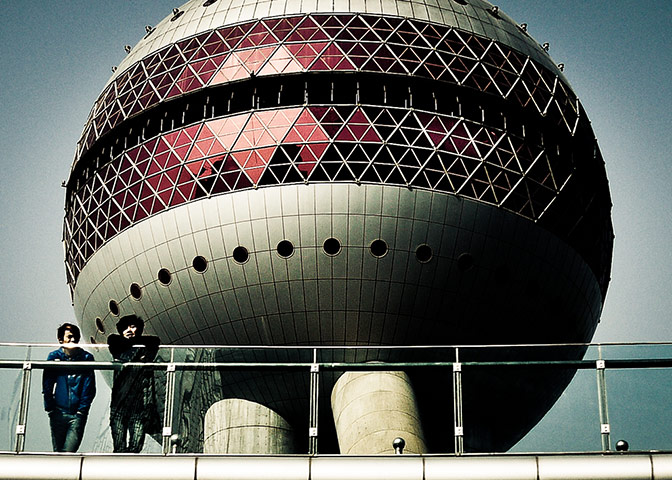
left=80, top=455, right=196, bottom=480
left=538, top=454, right=653, bottom=480
left=0, top=455, right=81, bottom=480
left=197, top=456, right=310, bottom=480
left=652, top=455, right=672, bottom=480
left=424, top=455, right=537, bottom=480
left=311, top=456, right=423, bottom=480
left=3, top=454, right=672, bottom=480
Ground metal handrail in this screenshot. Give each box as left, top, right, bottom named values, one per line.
left=3, top=358, right=672, bottom=370
left=2, top=343, right=671, bottom=456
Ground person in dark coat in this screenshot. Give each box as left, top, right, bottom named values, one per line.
left=42, top=323, right=96, bottom=452
left=107, top=315, right=161, bottom=453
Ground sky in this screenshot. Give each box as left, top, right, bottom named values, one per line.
left=0, top=0, right=671, bottom=453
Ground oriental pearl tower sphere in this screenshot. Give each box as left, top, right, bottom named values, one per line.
left=64, top=0, right=612, bottom=454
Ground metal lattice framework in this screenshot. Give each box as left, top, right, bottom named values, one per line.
left=74, top=14, right=579, bottom=162
left=64, top=13, right=612, bottom=294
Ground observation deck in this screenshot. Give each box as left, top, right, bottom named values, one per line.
left=1, top=342, right=671, bottom=480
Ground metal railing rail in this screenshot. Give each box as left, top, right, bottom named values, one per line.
left=1, top=342, right=671, bottom=455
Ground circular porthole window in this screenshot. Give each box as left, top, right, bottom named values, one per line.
left=276, top=240, right=294, bottom=258
left=95, top=317, right=105, bottom=334
left=130, top=283, right=142, bottom=300
left=109, top=299, right=119, bottom=316
left=232, top=246, right=249, bottom=264
left=415, top=244, right=433, bottom=263
left=370, top=239, right=388, bottom=258
left=457, top=253, right=474, bottom=272
left=192, top=255, right=208, bottom=273
left=323, top=237, right=341, bottom=256
left=158, top=268, right=172, bottom=285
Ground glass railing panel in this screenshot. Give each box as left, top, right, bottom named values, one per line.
left=164, top=346, right=314, bottom=454
left=0, top=344, right=31, bottom=452
left=509, top=368, right=602, bottom=453
left=315, top=345, right=458, bottom=365
left=22, top=369, right=55, bottom=452
left=0, top=367, right=21, bottom=451
left=0, top=344, right=35, bottom=362
left=454, top=344, right=596, bottom=454
left=585, top=343, right=672, bottom=362
left=604, top=366, right=672, bottom=452
left=178, top=346, right=316, bottom=365
left=458, top=343, right=591, bottom=364
left=1, top=343, right=671, bottom=455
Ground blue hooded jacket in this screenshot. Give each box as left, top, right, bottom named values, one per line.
left=42, top=347, right=96, bottom=415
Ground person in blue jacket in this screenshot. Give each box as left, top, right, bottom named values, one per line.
left=42, top=323, right=96, bottom=452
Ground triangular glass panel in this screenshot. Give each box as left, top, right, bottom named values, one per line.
left=321, top=159, right=344, bottom=180
left=527, top=155, right=556, bottom=189
left=201, top=31, right=229, bottom=57
left=258, top=165, right=282, bottom=186
left=258, top=45, right=303, bottom=76
left=290, top=16, right=328, bottom=42
left=384, top=166, right=405, bottom=185
left=307, top=164, right=330, bottom=182
left=219, top=24, right=253, bottom=49
left=212, top=53, right=250, bottom=84
left=347, top=161, right=368, bottom=179
left=177, top=33, right=207, bottom=62
left=266, top=17, right=299, bottom=42
left=333, top=163, right=355, bottom=182
left=283, top=165, right=304, bottom=183
left=209, top=173, right=232, bottom=195
left=314, top=14, right=347, bottom=37
left=396, top=149, right=421, bottom=168
left=338, top=15, right=368, bottom=41
left=239, top=22, right=274, bottom=48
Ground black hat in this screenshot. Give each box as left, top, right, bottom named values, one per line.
left=116, top=315, right=144, bottom=335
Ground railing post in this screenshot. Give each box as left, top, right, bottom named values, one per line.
left=453, top=347, right=464, bottom=455
left=14, top=359, right=32, bottom=453
left=162, top=347, right=177, bottom=454
left=596, top=346, right=611, bottom=451
left=308, top=348, right=319, bottom=454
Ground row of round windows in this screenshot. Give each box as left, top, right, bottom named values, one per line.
left=95, top=238, right=436, bottom=335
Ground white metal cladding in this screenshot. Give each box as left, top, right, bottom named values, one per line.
left=198, top=456, right=310, bottom=480
left=73, top=184, right=602, bottom=347
left=109, top=0, right=559, bottom=87
left=79, top=456, right=196, bottom=480
left=1, top=454, right=671, bottom=480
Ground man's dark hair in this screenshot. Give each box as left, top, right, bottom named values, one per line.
left=116, top=315, right=144, bottom=335
left=57, top=323, right=81, bottom=342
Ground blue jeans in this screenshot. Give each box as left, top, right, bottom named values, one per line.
left=48, top=411, right=86, bottom=452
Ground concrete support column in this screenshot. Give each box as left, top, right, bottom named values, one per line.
left=203, top=398, right=295, bottom=454
left=331, top=371, right=427, bottom=454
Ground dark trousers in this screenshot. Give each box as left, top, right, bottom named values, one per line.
left=110, top=410, right=146, bottom=453
left=49, top=411, right=86, bottom=452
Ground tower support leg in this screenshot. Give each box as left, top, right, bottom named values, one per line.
left=331, top=371, right=427, bottom=454
left=203, top=398, right=295, bottom=453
